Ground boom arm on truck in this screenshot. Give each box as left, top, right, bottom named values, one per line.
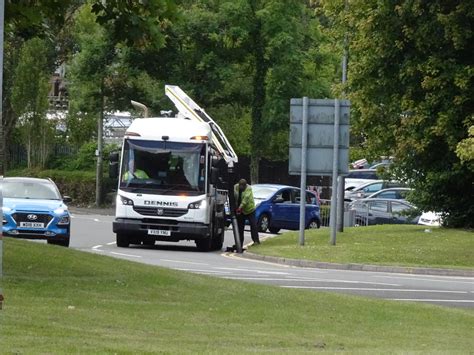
left=165, top=85, right=238, bottom=165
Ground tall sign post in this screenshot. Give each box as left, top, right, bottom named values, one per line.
left=289, top=99, right=350, bottom=245
left=0, top=0, right=5, bottom=309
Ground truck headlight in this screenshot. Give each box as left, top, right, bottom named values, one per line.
left=188, top=199, right=207, bottom=209
left=120, top=196, right=134, bottom=206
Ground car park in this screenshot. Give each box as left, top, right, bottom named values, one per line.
left=344, top=169, right=379, bottom=189
left=366, top=187, right=412, bottom=200
left=251, top=184, right=321, bottom=234
left=344, top=180, right=404, bottom=202
left=349, top=198, right=419, bottom=226
left=2, top=177, right=72, bottom=247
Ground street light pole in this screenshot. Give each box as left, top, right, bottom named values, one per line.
left=0, top=0, right=5, bottom=310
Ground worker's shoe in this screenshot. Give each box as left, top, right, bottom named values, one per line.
left=253, top=239, right=260, bottom=245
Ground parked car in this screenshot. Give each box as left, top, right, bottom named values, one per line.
left=366, top=187, right=412, bottom=200
left=251, top=184, right=321, bottom=234
left=349, top=198, right=419, bottom=226
left=2, top=177, right=72, bottom=247
left=418, top=211, right=442, bottom=227
left=344, top=169, right=379, bottom=190
left=345, top=180, right=404, bottom=202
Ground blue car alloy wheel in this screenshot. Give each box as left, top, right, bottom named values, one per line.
left=2, top=177, right=71, bottom=247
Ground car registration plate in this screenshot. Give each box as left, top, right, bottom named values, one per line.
left=148, top=229, right=171, bottom=236
left=19, top=222, right=44, bottom=228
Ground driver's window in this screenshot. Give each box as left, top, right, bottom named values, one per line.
left=274, top=189, right=292, bottom=203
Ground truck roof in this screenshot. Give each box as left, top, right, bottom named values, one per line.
left=125, top=117, right=212, bottom=143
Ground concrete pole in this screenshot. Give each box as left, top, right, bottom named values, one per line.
left=0, top=0, right=5, bottom=309
left=330, top=99, right=340, bottom=245
left=298, top=97, right=308, bottom=246
left=95, top=81, right=104, bottom=207
left=336, top=46, right=348, bottom=233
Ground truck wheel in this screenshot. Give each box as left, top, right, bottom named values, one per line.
left=196, top=238, right=212, bottom=252
left=212, top=230, right=224, bottom=251
left=116, top=233, right=130, bottom=248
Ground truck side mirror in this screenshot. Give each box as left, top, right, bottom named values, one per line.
left=109, top=152, right=119, bottom=163
left=210, top=167, right=219, bottom=186
left=109, top=162, right=119, bottom=179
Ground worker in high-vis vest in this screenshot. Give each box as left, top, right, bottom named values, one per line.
left=234, top=179, right=260, bottom=246
left=123, top=157, right=149, bottom=181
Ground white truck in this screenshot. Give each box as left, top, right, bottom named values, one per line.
left=110, top=85, right=238, bottom=251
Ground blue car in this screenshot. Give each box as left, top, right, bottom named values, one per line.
left=252, top=184, right=321, bottom=234
left=2, top=177, right=72, bottom=247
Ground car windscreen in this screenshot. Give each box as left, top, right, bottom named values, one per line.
left=3, top=180, right=61, bottom=200
left=120, top=139, right=205, bottom=195
left=252, top=186, right=279, bottom=200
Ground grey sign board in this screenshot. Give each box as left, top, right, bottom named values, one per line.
left=289, top=99, right=350, bottom=176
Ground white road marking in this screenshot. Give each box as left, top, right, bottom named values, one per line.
left=107, top=241, right=116, bottom=245
left=372, top=275, right=474, bottom=285
left=281, top=286, right=468, bottom=293
left=390, top=299, right=474, bottom=303
left=176, top=268, right=232, bottom=274
left=110, top=252, right=142, bottom=258
left=283, top=277, right=401, bottom=286
left=92, top=245, right=103, bottom=250
left=224, top=277, right=297, bottom=281
left=162, top=259, right=209, bottom=266
left=94, top=218, right=100, bottom=222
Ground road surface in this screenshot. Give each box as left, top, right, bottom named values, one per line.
left=67, top=212, right=474, bottom=309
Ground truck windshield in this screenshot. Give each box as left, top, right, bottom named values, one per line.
left=120, top=139, right=206, bottom=195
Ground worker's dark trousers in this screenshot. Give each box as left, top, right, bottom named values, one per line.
left=237, top=211, right=260, bottom=246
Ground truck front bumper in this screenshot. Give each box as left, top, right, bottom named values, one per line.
left=113, top=218, right=210, bottom=241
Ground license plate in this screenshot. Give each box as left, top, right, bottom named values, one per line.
left=148, top=229, right=171, bottom=236
left=19, top=222, right=44, bottom=228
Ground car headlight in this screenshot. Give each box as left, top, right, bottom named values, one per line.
left=54, top=208, right=65, bottom=215
left=58, top=216, right=70, bottom=225
left=2, top=206, right=11, bottom=213
left=188, top=199, right=207, bottom=209
left=120, top=195, right=134, bottom=206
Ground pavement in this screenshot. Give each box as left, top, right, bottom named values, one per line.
left=69, top=206, right=474, bottom=278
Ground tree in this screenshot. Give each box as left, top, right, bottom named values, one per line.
left=330, top=0, right=474, bottom=227
left=11, top=38, right=52, bottom=168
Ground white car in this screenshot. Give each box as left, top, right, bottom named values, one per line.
left=418, top=211, right=442, bottom=227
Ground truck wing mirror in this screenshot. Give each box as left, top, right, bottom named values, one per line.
left=109, top=152, right=119, bottom=163
left=210, top=167, right=220, bottom=186
left=109, top=162, right=119, bottom=179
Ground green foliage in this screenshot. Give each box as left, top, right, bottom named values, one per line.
left=456, top=125, right=474, bottom=170
left=324, top=0, right=474, bottom=227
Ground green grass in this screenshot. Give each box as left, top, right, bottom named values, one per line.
left=251, top=225, right=474, bottom=269
left=1, top=238, right=473, bottom=353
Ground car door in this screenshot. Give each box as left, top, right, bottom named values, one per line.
left=390, top=201, right=411, bottom=224
left=361, top=182, right=383, bottom=198
left=286, top=189, right=302, bottom=229
left=270, top=188, right=293, bottom=229
left=367, top=200, right=390, bottom=224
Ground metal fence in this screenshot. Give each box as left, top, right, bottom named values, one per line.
left=319, top=199, right=356, bottom=227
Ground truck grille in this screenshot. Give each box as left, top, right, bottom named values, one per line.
left=12, top=213, right=53, bottom=225
left=133, top=206, right=188, bottom=218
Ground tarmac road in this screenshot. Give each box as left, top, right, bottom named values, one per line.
left=67, top=211, right=474, bottom=309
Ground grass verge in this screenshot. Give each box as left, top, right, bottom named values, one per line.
left=1, top=238, right=473, bottom=353
left=251, top=225, right=474, bottom=269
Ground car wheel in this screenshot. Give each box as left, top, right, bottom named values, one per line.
left=269, top=227, right=280, bottom=234
left=196, top=237, right=212, bottom=252
left=307, top=219, right=321, bottom=229
left=116, top=233, right=130, bottom=248
left=47, top=237, right=69, bottom=247
left=258, top=214, right=270, bottom=233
